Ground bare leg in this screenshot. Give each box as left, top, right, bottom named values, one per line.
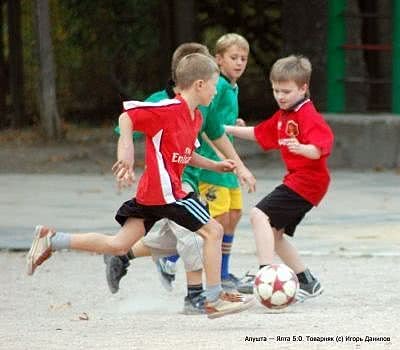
left=131, top=239, right=152, bottom=257
left=197, top=218, right=223, bottom=286
left=186, top=270, right=203, bottom=285
left=249, top=207, right=274, bottom=266
left=226, top=209, right=242, bottom=233
left=273, top=229, right=305, bottom=273
left=215, top=209, right=242, bottom=280
left=214, top=212, right=229, bottom=230
left=70, top=217, right=146, bottom=256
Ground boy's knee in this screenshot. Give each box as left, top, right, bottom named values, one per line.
left=215, top=212, right=230, bottom=228
left=203, top=220, right=223, bottom=242
left=178, top=234, right=203, bottom=256
left=211, top=222, right=223, bottom=241
left=250, top=207, right=267, bottom=222
left=230, top=209, right=242, bottom=223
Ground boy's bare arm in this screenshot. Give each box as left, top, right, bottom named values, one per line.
left=189, top=152, right=236, bottom=173
left=285, top=138, right=322, bottom=159
left=211, top=132, right=256, bottom=193
left=224, top=125, right=256, bottom=140
left=112, top=112, right=135, bottom=188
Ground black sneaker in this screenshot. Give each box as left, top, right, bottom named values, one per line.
left=222, top=273, right=241, bottom=292
left=295, top=278, right=323, bottom=303
left=103, top=254, right=130, bottom=294
left=183, top=294, right=206, bottom=315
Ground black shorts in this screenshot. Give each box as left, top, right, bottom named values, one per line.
left=115, top=192, right=210, bottom=233
left=255, top=184, right=313, bottom=236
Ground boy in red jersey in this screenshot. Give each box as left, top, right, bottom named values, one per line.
left=225, top=55, right=334, bottom=302
left=26, top=53, right=255, bottom=319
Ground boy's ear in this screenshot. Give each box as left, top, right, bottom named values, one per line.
left=195, top=79, right=205, bottom=89
left=215, top=53, right=223, bottom=65
left=301, top=83, right=308, bottom=94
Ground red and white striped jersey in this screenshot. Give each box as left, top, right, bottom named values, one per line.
left=124, top=95, right=202, bottom=205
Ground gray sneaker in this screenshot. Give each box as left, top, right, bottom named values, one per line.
left=155, top=258, right=176, bottom=292
left=295, top=279, right=323, bottom=302
left=221, top=273, right=240, bottom=292
left=183, top=294, right=206, bottom=315
left=103, top=254, right=130, bottom=294
left=237, top=272, right=256, bottom=294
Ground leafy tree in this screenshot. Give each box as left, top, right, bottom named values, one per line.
left=197, top=0, right=282, bottom=118
left=54, top=0, right=161, bottom=122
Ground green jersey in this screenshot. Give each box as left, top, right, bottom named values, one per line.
left=197, top=74, right=240, bottom=188
left=182, top=99, right=225, bottom=191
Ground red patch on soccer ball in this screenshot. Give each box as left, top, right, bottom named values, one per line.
left=253, top=264, right=299, bottom=310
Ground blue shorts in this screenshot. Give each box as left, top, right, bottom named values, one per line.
left=115, top=192, right=210, bottom=233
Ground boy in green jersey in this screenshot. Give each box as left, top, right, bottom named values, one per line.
left=197, top=33, right=250, bottom=291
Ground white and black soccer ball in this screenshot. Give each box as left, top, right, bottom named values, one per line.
left=253, top=264, right=299, bottom=309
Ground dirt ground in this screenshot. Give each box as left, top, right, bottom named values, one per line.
left=1, top=126, right=399, bottom=350
left=0, top=125, right=281, bottom=175
left=1, top=251, right=398, bottom=350
left=0, top=126, right=120, bottom=174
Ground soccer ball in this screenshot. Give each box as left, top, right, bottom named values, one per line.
left=253, top=264, right=299, bottom=309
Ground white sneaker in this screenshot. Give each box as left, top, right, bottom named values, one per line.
left=26, top=225, right=55, bottom=275
left=155, top=257, right=176, bottom=292
left=205, top=292, right=255, bottom=319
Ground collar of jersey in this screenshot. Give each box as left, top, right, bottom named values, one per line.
left=220, top=73, right=238, bottom=89
left=283, top=97, right=310, bottom=112
left=166, top=79, right=176, bottom=98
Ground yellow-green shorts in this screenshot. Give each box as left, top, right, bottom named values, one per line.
left=198, top=182, right=243, bottom=217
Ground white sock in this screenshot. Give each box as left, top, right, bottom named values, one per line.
left=50, top=232, right=71, bottom=251
left=204, top=284, right=223, bottom=302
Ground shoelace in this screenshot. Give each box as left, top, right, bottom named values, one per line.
left=221, top=292, right=243, bottom=302
left=240, top=271, right=256, bottom=283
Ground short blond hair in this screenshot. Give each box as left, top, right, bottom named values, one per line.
left=269, top=55, right=312, bottom=87
left=175, top=53, right=219, bottom=90
left=171, top=43, right=210, bottom=81
left=215, top=33, right=249, bottom=55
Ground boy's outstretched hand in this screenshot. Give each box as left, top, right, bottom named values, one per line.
left=216, top=159, right=237, bottom=173
left=112, top=160, right=135, bottom=190
left=236, top=118, right=246, bottom=127
left=236, top=165, right=256, bottom=193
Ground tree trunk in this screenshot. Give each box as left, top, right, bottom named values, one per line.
left=156, top=0, right=197, bottom=84
left=281, top=0, right=328, bottom=111
left=7, top=0, right=25, bottom=127
left=34, top=0, right=61, bottom=139
left=0, top=1, right=7, bottom=128
left=172, top=0, right=197, bottom=45
left=158, top=0, right=174, bottom=85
